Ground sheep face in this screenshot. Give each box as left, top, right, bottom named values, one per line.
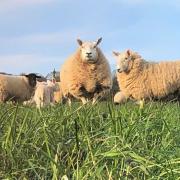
left=113, top=50, right=132, bottom=73
left=25, top=73, right=41, bottom=88
left=77, top=38, right=102, bottom=64
left=113, top=50, right=142, bottom=73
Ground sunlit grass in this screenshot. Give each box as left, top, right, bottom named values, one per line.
left=0, top=101, right=180, bottom=179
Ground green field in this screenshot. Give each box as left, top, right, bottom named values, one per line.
left=0, top=102, right=180, bottom=179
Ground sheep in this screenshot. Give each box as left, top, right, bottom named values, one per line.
left=112, top=49, right=180, bottom=104
left=54, top=82, right=63, bottom=103
left=27, top=80, right=59, bottom=108
left=60, top=37, right=112, bottom=105
left=0, top=73, right=41, bottom=103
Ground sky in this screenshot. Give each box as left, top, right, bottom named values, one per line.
left=0, top=0, right=180, bottom=76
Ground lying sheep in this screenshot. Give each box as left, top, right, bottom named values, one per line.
left=0, top=73, right=41, bottom=103
left=113, top=49, right=180, bottom=103
left=26, top=80, right=59, bottom=108
left=60, top=37, right=112, bottom=104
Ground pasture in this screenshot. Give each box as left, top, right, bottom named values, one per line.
left=0, top=101, right=180, bottom=179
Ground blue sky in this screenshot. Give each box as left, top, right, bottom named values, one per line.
left=0, top=0, right=180, bottom=76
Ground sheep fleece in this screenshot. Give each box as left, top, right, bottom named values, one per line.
left=117, top=59, right=180, bottom=100
left=60, top=48, right=112, bottom=98
left=33, top=83, right=52, bottom=108
left=0, top=75, right=33, bottom=102
left=54, top=82, right=63, bottom=103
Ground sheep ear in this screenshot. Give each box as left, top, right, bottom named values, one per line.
left=112, top=51, right=119, bottom=57
left=133, top=52, right=141, bottom=59
left=25, top=74, right=41, bottom=79
left=77, top=39, right=83, bottom=46
left=127, top=49, right=131, bottom=56
left=35, top=75, right=41, bottom=79
left=94, top=37, right=102, bottom=47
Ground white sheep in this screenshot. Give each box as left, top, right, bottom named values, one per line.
left=0, top=73, right=41, bottom=103
left=112, top=49, right=180, bottom=103
left=60, top=37, right=112, bottom=105
left=28, top=80, right=59, bottom=108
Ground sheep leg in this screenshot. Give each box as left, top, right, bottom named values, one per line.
left=135, top=99, right=145, bottom=109
left=50, top=92, right=56, bottom=105
left=92, top=96, right=99, bottom=105
left=23, top=99, right=35, bottom=106
left=0, top=91, right=8, bottom=103
left=92, top=86, right=110, bottom=105
left=68, top=98, right=72, bottom=106
left=80, top=97, right=88, bottom=105
left=92, top=91, right=104, bottom=105
left=36, top=98, right=43, bottom=109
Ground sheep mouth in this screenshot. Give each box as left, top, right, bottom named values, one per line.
left=86, top=56, right=93, bottom=60
left=87, top=59, right=97, bottom=64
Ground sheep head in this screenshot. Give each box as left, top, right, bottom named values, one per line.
left=25, top=73, right=42, bottom=88
left=77, top=37, right=102, bottom=64
left=113, top=49, right=141, bottom=73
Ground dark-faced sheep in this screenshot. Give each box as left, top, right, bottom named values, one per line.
left=0, top=73, right=41, bottom=103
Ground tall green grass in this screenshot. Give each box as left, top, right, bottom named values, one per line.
left=0, top=101, right=180, bottom=179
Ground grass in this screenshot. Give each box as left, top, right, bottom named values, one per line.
left=0, top=101, right=180, bottom=179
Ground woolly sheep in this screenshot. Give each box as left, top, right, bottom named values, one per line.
left=54, top=82, right=63, bottom=103
left=112, top=49, right=180, bottom=103
left=0, top=73, right=41, bottom=103
left=60, top=37, right=112, bottom=104
left=29, top=80, right=59, bottom=108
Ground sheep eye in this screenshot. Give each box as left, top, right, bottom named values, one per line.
left=125, top=57, right=128, bottom=60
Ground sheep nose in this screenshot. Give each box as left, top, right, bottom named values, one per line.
left=86, top=52, right=92, bottom=55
